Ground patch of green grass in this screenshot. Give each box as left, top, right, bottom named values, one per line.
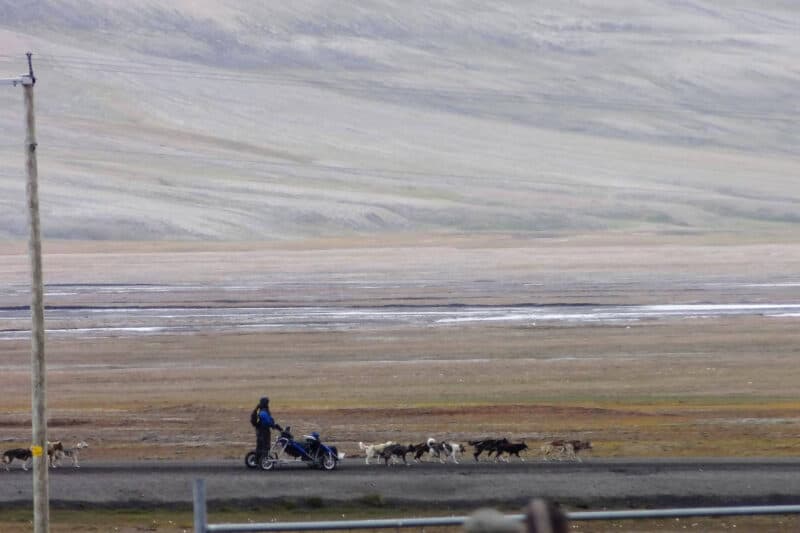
left=0, top=501, right=482, bottom=530
left=1, top=506, right=798, bottom=533
left=358, top=493, right=386, bottom=507
left=304, top=496, right=325, bottom=509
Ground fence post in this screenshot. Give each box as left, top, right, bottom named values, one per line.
left=193, top=478, right=207, bottom=533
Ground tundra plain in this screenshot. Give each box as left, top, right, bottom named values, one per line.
left=1, top=234, right=799, bottom=462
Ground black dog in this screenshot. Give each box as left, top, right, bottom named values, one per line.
left=3, top=448, right=33, bottom=471
left=495, top=440, right=528, bottom=462
left=468, top=438, right=509, bottom=461
left=408, top=442, right=430, bottom=462
left=379, top=443, right=412, bottom=466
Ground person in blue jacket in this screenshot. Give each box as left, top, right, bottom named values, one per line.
left=251, top=397, right=280, bottom=460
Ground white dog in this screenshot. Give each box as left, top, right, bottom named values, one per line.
left=54, top=441, right=89, bottom=468
left=358, top=441, right=395, bottom=465
left=427, top=438, right=463, bottom=464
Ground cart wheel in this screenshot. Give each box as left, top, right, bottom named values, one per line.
left=244, top=451, right=258, bottom=469
left=260, top=453, right=277, bottom=471
left=320, top=452, right=337, bottom=471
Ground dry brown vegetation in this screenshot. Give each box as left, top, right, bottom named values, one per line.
left=1, top=234, right=799, bottom=461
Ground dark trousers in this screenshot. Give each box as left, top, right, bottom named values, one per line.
left=256, top=427, right=271, bottom=458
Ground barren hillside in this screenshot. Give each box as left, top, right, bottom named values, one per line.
left=0, top=1, right=798, bottom=240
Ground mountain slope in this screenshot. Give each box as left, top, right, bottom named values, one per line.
left=0, top=1, right=798, bottom=240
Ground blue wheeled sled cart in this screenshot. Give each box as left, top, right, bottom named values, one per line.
left=244, top=426, right=342, bottom=471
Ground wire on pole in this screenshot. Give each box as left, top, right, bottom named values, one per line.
left=27, top=51, right=36, bottom=85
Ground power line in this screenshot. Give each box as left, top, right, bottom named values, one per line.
left=4, top=142, right=766, bottom=197
left=9, top=142, right=603, bottom=190
left=2, top=53, right=796, bottom=121
left=24, top=143, right=498, bottom=184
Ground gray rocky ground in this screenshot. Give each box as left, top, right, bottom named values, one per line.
left=2, top=459, right=800, bottom=510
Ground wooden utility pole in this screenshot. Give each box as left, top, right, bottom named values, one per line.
left=2, top=52, right=48, bottom=533
left=25, top=51, right=49, bottom=533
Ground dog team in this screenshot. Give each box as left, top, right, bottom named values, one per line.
left=2, top=440, right=89, bottom=472
left=359, top=438, right=466, bottom=466
left=359, top=437, right=592, bottom=465
left=5, top=436, right=590, bottom=470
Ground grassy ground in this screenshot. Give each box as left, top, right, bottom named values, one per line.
left=0, top=506, right=797, bottom=532
left=1, top=316, right=799, bottom=461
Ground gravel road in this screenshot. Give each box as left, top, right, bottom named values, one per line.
left=2, top=459, right=799, bottom=510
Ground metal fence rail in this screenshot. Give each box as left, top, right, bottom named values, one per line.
left=193, top=479, right=800, bottom=533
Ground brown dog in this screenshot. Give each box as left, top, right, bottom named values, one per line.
left=541, top=439, right=592, bottom=462
left=47, top=441, right=64, bottom=468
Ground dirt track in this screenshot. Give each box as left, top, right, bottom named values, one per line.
left=2, top=459, right=800, bottom=510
